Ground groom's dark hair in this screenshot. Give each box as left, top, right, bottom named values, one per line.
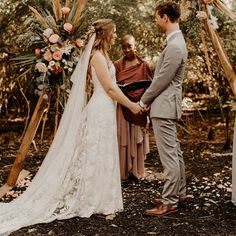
left=156, top=2, right=181, bottom=23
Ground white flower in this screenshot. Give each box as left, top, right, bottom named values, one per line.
left=43, top=28, right=53, bottom=38
left=67, top=61, right=74, bottom=67
left=210, top=15, right=219, bottom=30
left=49, top=61, right=56, bottom=66
left=207, top=5, right=219, bottom=30
left=43, top=94, right=49, bottom=100
left=60, top=84, right=66, bottom=90
left=60, top=45, right=73, bottom=55
left=36, top=62, right=47, bottom=73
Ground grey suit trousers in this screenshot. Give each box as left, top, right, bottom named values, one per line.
left=152, top=117, right=186, bottom=206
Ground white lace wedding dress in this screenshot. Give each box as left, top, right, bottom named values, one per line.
left=0, top=35, right=123, bottom=235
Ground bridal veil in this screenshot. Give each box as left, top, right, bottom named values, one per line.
left=0, top=34, right=96, bottom=235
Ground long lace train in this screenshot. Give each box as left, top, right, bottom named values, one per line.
left=0, top=33, right=123, bottom=235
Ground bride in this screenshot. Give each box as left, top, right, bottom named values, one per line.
left=0, top=19, right=142, bottom=235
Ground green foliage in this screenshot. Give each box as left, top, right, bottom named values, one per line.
left=0, top=0, right=236, bottom=118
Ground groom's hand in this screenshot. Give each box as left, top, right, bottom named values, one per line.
left=138, top=101, right=149, bottom=113
left=130, top=102, right=143, bottom=115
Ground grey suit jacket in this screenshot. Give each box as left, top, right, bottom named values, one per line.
left=141, top=32, right=188, bottom=120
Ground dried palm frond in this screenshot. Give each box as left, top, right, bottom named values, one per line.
left=10, top=54, right=37, bottom=66
left=28, top=6, right=50, bottom=29
left=214, top=0, right=236, bottom=21
left=204, top=19, right=236, bottom=95
left=51, top=0, right=62, bottom=22
left=72, top=0, right=87, bottom=29
left=72, top=12, right=86, bottom=35
left=44, top=9, right=59, bottom=33
left=67, top=0, right=78, bottom=23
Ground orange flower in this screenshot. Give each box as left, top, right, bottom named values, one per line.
left=53, top=51, right=62, bottom=61
left=43, top=51, right=53, bottom=61
left=35, top=48, right=41, bottom=56
left=76, top=39, right=84, bottom=48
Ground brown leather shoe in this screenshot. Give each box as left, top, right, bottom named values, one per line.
left=145, top=203, right=178, bottom=216
left=153, top=197, right=189, bottom=206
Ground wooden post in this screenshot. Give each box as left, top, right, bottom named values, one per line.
left=0, top=91, right=50, bottom=198
left=203, top=19, right=236, bottom=95
left=197, top=0, right=236, bottom=96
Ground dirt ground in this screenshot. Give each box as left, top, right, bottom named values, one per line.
left=0, top=112, right=236, bottom=235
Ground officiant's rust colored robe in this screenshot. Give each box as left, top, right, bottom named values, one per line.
left=114, top=57, right=152, bottom=180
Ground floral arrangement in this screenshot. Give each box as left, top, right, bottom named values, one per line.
left=196, top=0, right=236, bottom=30
left=15, top=0, right=87, bottom=97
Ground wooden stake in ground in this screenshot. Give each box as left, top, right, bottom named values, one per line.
left=0, top=91, right=50, bottom=198
left=203, top=19, right=236, bottom=95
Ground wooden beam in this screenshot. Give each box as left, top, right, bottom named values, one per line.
left=203, top=19, right=236, bottom=95
left=0, top=169, right=31, bottom=198
left=0, top=91, right=51, bottom=199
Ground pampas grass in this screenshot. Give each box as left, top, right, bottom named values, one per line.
left=214, top=0, right=236, bottom=21
left=51, top=0, right=62, bottom=22
left=28, top=6, right=50, bottom=29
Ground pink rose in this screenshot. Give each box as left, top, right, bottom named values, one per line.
left=53, top=51, right=62, bottom=61
left=63, top=23, right=73, bottom=33
left=196, top=11, right=208, bottom=20
left=203, top=0, right=214, bottom=4
left=76, top=39, right=84, bottom=48
left=35, top=48, right=41, bottom=56
left=43, top=51, right=53, bottom=61
left=61, top=7, right=70, bottom=15
left=49, top=34, right=60, bottom=43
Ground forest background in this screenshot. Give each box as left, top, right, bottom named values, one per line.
left=0, top=0, right=236, bottom=122
left=0, top=1, right=236, bottom=234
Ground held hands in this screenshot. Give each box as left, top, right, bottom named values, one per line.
left=129, top=102, right=144, bottom=115
left=138, top=101, right=150, bottom=113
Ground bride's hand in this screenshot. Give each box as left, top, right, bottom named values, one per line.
left=129, top=102, right=143, bottom=115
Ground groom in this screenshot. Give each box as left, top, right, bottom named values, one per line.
left=140, top=1, right=188, bottom=216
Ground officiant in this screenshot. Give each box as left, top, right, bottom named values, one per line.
left=114, top=34, right=152, bottom=180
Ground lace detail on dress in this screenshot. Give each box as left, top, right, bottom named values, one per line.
left=0, top=64, right=123, bottom=235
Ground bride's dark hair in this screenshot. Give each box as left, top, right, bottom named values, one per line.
left=85, top=19, right=116, bottom=98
